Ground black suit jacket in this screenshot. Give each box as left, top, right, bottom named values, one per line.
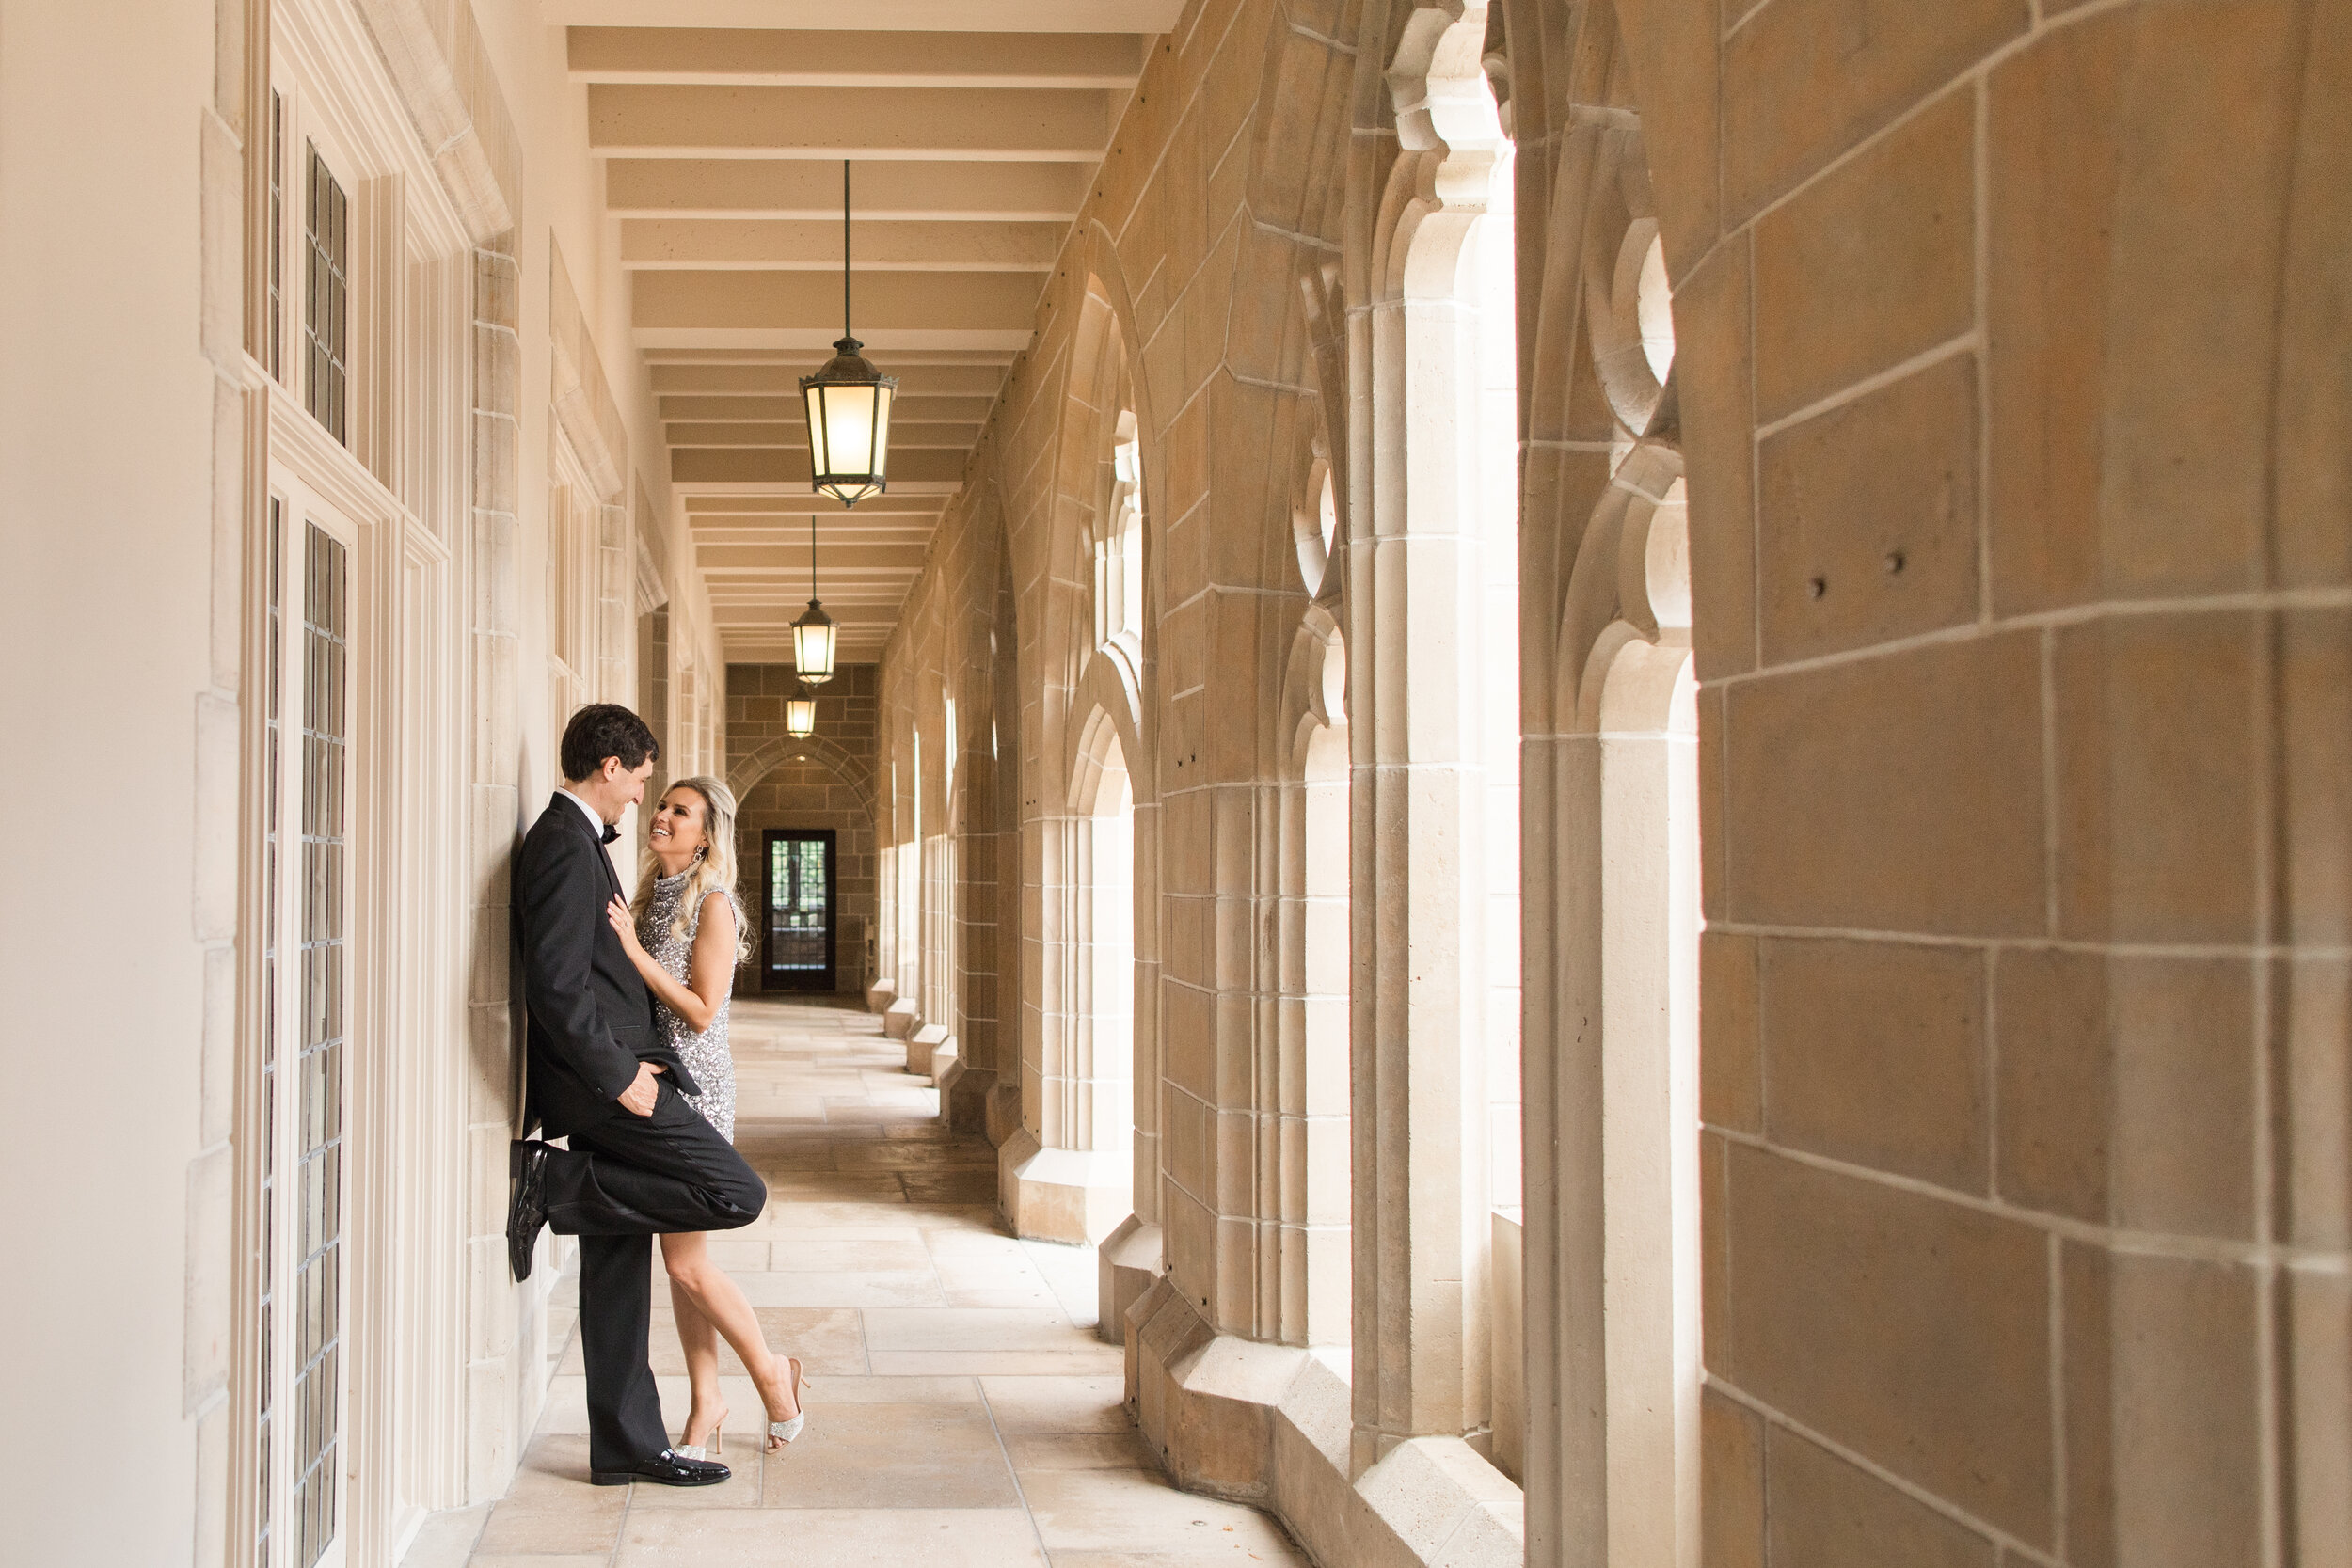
left=515, top=792, right=699, bottom=1136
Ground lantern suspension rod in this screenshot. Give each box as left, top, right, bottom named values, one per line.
left=842, top=160, right=852, bottom=341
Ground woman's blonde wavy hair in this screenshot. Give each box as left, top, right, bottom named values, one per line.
left=630, top=775, right=750, bottom=963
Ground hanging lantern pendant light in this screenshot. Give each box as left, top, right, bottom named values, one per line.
left=785, top=676, right=818, bottom=738
left=792, top=512, right=837, bottom=686
left=801, top=160, right=898, bottom=507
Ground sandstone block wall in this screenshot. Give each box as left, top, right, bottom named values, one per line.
left=725, top=662, right=881, bottom=996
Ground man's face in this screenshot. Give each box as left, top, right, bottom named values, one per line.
left=609, top=755, right=657, bottom=810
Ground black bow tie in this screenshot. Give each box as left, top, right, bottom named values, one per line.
left=600, top=824, right=620, bottom=845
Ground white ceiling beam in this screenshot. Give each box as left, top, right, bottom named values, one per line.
left=666, top=420, right=980, bottom=447
left=633, top=327, right=1033, bottom=351
left=634, top=269, right=1041, bottom=332
left=545, top=2, right=1186, bottom=31
left=650, top=365, right=1006, bottom=395
left=621, top=218, right=1062, bottom=271
left=673, top=475, right=963, bottom=497
left=686, top=494, right=946, bottom=515
left=644, top=344, right=1013, bottom=363
left=660, top=394, right=993, bottom=420
left=607, top=158, right=1092, bottom=220
left=587, top=84, right=1113, bottom=161
left=700, top=544, right=933, bottom=569
left=712, top=603, right=908, bottom=625
left=673, top=447, right=971, bottom=484
left=568, top=28, right=1144, bottom=87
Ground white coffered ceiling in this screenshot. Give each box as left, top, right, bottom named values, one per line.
left=567, top=4, right=1182, bottom=661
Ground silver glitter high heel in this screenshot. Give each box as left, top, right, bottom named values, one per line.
left=768, top=1356, right=810, bottom=1448
left=675, top=1408, right=725, bottom=1461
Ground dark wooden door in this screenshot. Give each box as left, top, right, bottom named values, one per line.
left=761, top=829, right=837, bottom=991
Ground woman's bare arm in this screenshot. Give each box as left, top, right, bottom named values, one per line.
left=681, top=894, right=738, bottom=1032
left=608, top=895, right=729, bottom=1034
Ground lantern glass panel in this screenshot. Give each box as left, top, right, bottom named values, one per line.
left=803, top=380, right=894, bottom=504
left=793, top=616, right=837, bottom=684
left=786, top=693, right=817, bottom=737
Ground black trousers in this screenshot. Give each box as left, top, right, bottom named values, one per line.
left=541, top=1080, right=767, bottom=1471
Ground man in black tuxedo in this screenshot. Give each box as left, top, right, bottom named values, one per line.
left=507, top=703, right=768, bottom=1487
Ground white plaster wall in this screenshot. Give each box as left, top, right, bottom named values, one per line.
left=469, top=0, right=724, bottom=829
left=0, top=1, right=219, bottom=1558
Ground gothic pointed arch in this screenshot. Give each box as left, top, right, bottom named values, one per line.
left=728, top=731, right=876, bottom=819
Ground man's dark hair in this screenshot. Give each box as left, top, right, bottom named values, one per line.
left=560, top=703, right=660, bottom=783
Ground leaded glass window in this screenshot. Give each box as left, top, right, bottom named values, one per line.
left=304, top=148, right=348, bottom=443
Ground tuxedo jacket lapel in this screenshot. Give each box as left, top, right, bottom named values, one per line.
left=559, top=791, right=626, bottom=896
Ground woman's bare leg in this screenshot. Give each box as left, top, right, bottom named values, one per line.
left=661, top=1230, right=802, bottom=1445
left=661, top=1232, right=728, bottom=1449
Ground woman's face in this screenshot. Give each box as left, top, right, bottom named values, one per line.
left=649, top=789, right=707, bottom=858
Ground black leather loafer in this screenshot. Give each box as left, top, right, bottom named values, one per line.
left=507, top=1141, right=549, bottom=1281
left=590, top=1449, right=732, bottom=1487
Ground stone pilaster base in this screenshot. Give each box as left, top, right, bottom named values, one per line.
left=882, top=997, right=920, bottom=1039
left=866, top=977, right=896, bottom=1013
left=997, top=1132, right=1133, bottom=1243
left=936, top=1060, right=995, bottom=1133
left=982, top=1082, right=1023, bottom=1147
left=907, top=1023, right=951, bottom=1077
left=1095, top=1214, right=1162, bottom=1346
left=1126, top=1281, right=1524, bottom=1568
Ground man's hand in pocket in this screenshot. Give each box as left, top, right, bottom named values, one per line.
left=617, top=1061, right=666, bottom=1117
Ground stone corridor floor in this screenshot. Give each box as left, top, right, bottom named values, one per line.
left=405, top=995, right=1308, bottom=1568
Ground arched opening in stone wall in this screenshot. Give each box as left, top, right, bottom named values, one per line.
left=1007, top=272, right=1156, bottom=1248
left=1294, top=459, right=1337, bottom=597
left=1517, top=40, right=1702, bottom=1522
left=894, top=737, right=921, bottom=1013
left=1285, top=610, right=1352, bottom=1347
left=1096, top=408, right=1145, bottom=651
left=1074, top=720, right=1136, bottom=1175
left=1569, top=465, right=1701, bottom=1554
left=1352, top=0, right=1525, bottom=1460
left=729, top=717, right=881, bottom=999
left=1468, top=103, right=1524, bottom=1259
left=1008, top=703, right=1141, bottom=1244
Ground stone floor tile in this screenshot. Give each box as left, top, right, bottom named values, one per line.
left=762, top=1174, right=911, bottom=1202
left=834, top=1141, right=999, bottom=1171
left=472, top=1491, right=625, bottom=1556
left=900, top=1172, right=1005, bottom=1203
left=979, top=1375, right=1131, bottom=1433
left=616, top=1507, right=1048, bottom=1566
left=697, top=1237, right=771, bottom=1270
left=1005, top=1431, right=1157, bottom=1471
left=822, top=1101, right=943, bottom=1123
left=1044, top=1551, right=1311, bottom=1566
left=760, top=1401, right=1023, bottom=1508
left=787, top=1373, right=980, bottom=1403
left=762, top=1233, right=935, bottom=1271
left=868, top=1348, right=1126, bottom=1376
left=1018, top=1469, right=1301, bottom=1557
left=763, top=1223, right=929, bottom=1244
left=866, top=1307, right=1090, bottom=1352
left=762, top=1201, right=918, bottom=1227
left=397, top=1503, right=486, bottom=1567
left=944, top=1285, right=1070, bottom=1311
left=930, top=1258, right=1054, bottom=1291
left=736, top=1269, right=948, bottom=1308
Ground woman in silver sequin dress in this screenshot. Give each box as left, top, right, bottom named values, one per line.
left=608, top=776, right=808, bottom=1457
